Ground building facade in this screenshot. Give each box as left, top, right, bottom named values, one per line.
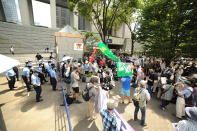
left=0, top=0, right=142, bottom=52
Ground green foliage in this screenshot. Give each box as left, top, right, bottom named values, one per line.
left=115, top=0, right=141, bottom=56
left=137, top=0, right=197, bottom=60
left=83, top=31, right=101, bottom=46
left=68, top=0, right=138, bottom=42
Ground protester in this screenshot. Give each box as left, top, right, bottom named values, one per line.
left=160, top=79, right=174, bottom=110
left=133, top=80, right=150, bottom=126
left=120, top=76, right=132, bottom=104
left=100, top=99, right=118, bottom=130
left=176, top=77, right=193, bottom=119
left=35, top=53, right=43, bottom=61
left=70, top=66, right=81, bottom=103
left=86, top=76, right=99, bottom=120
left=147, top=69, right=155, bottom=94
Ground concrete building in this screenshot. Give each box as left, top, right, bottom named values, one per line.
left=0, top=0, right=142, bottom=54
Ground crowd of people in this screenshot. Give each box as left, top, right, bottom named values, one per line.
left=5, top=53, right=197, bottom=130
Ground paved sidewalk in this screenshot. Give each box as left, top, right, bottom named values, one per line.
left=0, top=75, right=179, bottom=131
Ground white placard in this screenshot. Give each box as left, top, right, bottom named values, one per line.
left=73, top=43, right=83, bottom=51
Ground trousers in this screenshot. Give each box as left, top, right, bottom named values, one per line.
left=8, top=76, right=15, bottom=89
left=33, top=86, right=42, bottom=101
left=51, top=78, right=57, bottom=90
left=22, top=76, right=31, bottom=91
left=87, top=102, right=96, bottom=119
left=134, top=106, right=146, bottom=125
left=176, top=96, right=185, bottom=118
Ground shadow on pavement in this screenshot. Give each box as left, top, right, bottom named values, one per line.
left=20, top=99, right=36, bottom=112
left=0, top=82, right=7, bottom=85
left=116, top=103, right=128, bottom=114
left=73, top=118, right=99, bottom=131
left=128, top=119, right=146, bottom=131
left=0, top=89, right=10, bottom=95
left=14, top=89, right=27, bottom=97
left=147, top=98, right=178, bottom=123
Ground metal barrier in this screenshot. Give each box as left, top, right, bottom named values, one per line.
left=61, top=87, right=72, bottom=131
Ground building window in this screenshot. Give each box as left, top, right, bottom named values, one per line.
left=78, top=15, right=85, bottom=30
left=56, top=6, right=70, bottom=28
left=32, top=0, right=51, bottom=27
left=1, top=0, right=21, bottom=23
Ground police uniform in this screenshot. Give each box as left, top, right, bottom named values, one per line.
left=38, top=66, right=47, bottom=84
left=13, top=66, right=19, bottom=81
left=22, top=66, right=31, bottom=91
left=6, top=69, right=16, bottom=90
left=31, top=72, right=42, bottom=102
left=49, top=68, right=57, bottom=90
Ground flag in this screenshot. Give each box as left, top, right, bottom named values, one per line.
left=89, top=47, right=97, bottom=62
left=98, top=42, right=120, bottom=62
left=116, top=62, right=133, bottom=77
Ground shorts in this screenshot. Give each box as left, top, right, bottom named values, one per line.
left=72, top=87, right=79, bottom=93
left=120, top=88, right=130, bottom=96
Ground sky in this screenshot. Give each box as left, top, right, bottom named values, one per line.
left=32, top=0, right=51, bottom=27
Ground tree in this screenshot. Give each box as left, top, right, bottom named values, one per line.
left=68, top=0, right=137, bottom=43
left=111, top=0, right=141, bottom=56
left=137, top=0, right=197, bottom=61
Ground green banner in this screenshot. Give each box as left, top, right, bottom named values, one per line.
left=116, top=62, right=133, bottom=77
left=98, top=42, right=120, bottom=62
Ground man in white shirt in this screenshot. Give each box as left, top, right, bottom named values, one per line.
left=133, top=80, right=151, bottom=126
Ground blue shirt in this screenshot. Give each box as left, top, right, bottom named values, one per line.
left=22, top=67, right=30, bottom=77
left=6, top=69, right=15, bottom=77
left=100, top=109, right=117, bottom=131
left=31, top=74, right=41, bottom=86
left=121, top=76, right=132, bottom=90
left=45, top=64, right=52, bottom=72
left=50, top=69, right=56, bottom=78
left=37, top=67, right=42, bottom=73
left=182, top=87, right=193, bottom=98
left=84, top=64, right=89, bottom=71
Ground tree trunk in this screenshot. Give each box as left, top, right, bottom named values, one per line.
left=131, top=33, right=134, bottom=56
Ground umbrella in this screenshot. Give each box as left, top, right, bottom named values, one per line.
left=62, top=56, right=72, bottom=61
left=0, top=54, right=20, bottom=73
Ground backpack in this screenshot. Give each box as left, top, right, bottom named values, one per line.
left=65, top=94, right=75, bottom=105
left=132, top=89, right=143, bottom=107
left=82, top=85, right=93, bottom=101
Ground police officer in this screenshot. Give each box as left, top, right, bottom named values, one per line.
left=49, top=65, right=57, bottom=91
left=31, top=69, right=43, bottom=102
left=38, top=63, right=47, bottom=84
left=22, top=64, right=31, bottom=92
left=13, top=66, right=19, bottom=81
left=45, top=61, right=52, bottom=78
left=6, top=68, right=16, bottom=90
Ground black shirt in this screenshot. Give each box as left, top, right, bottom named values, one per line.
left=148, top=74, right=155, bottom=86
